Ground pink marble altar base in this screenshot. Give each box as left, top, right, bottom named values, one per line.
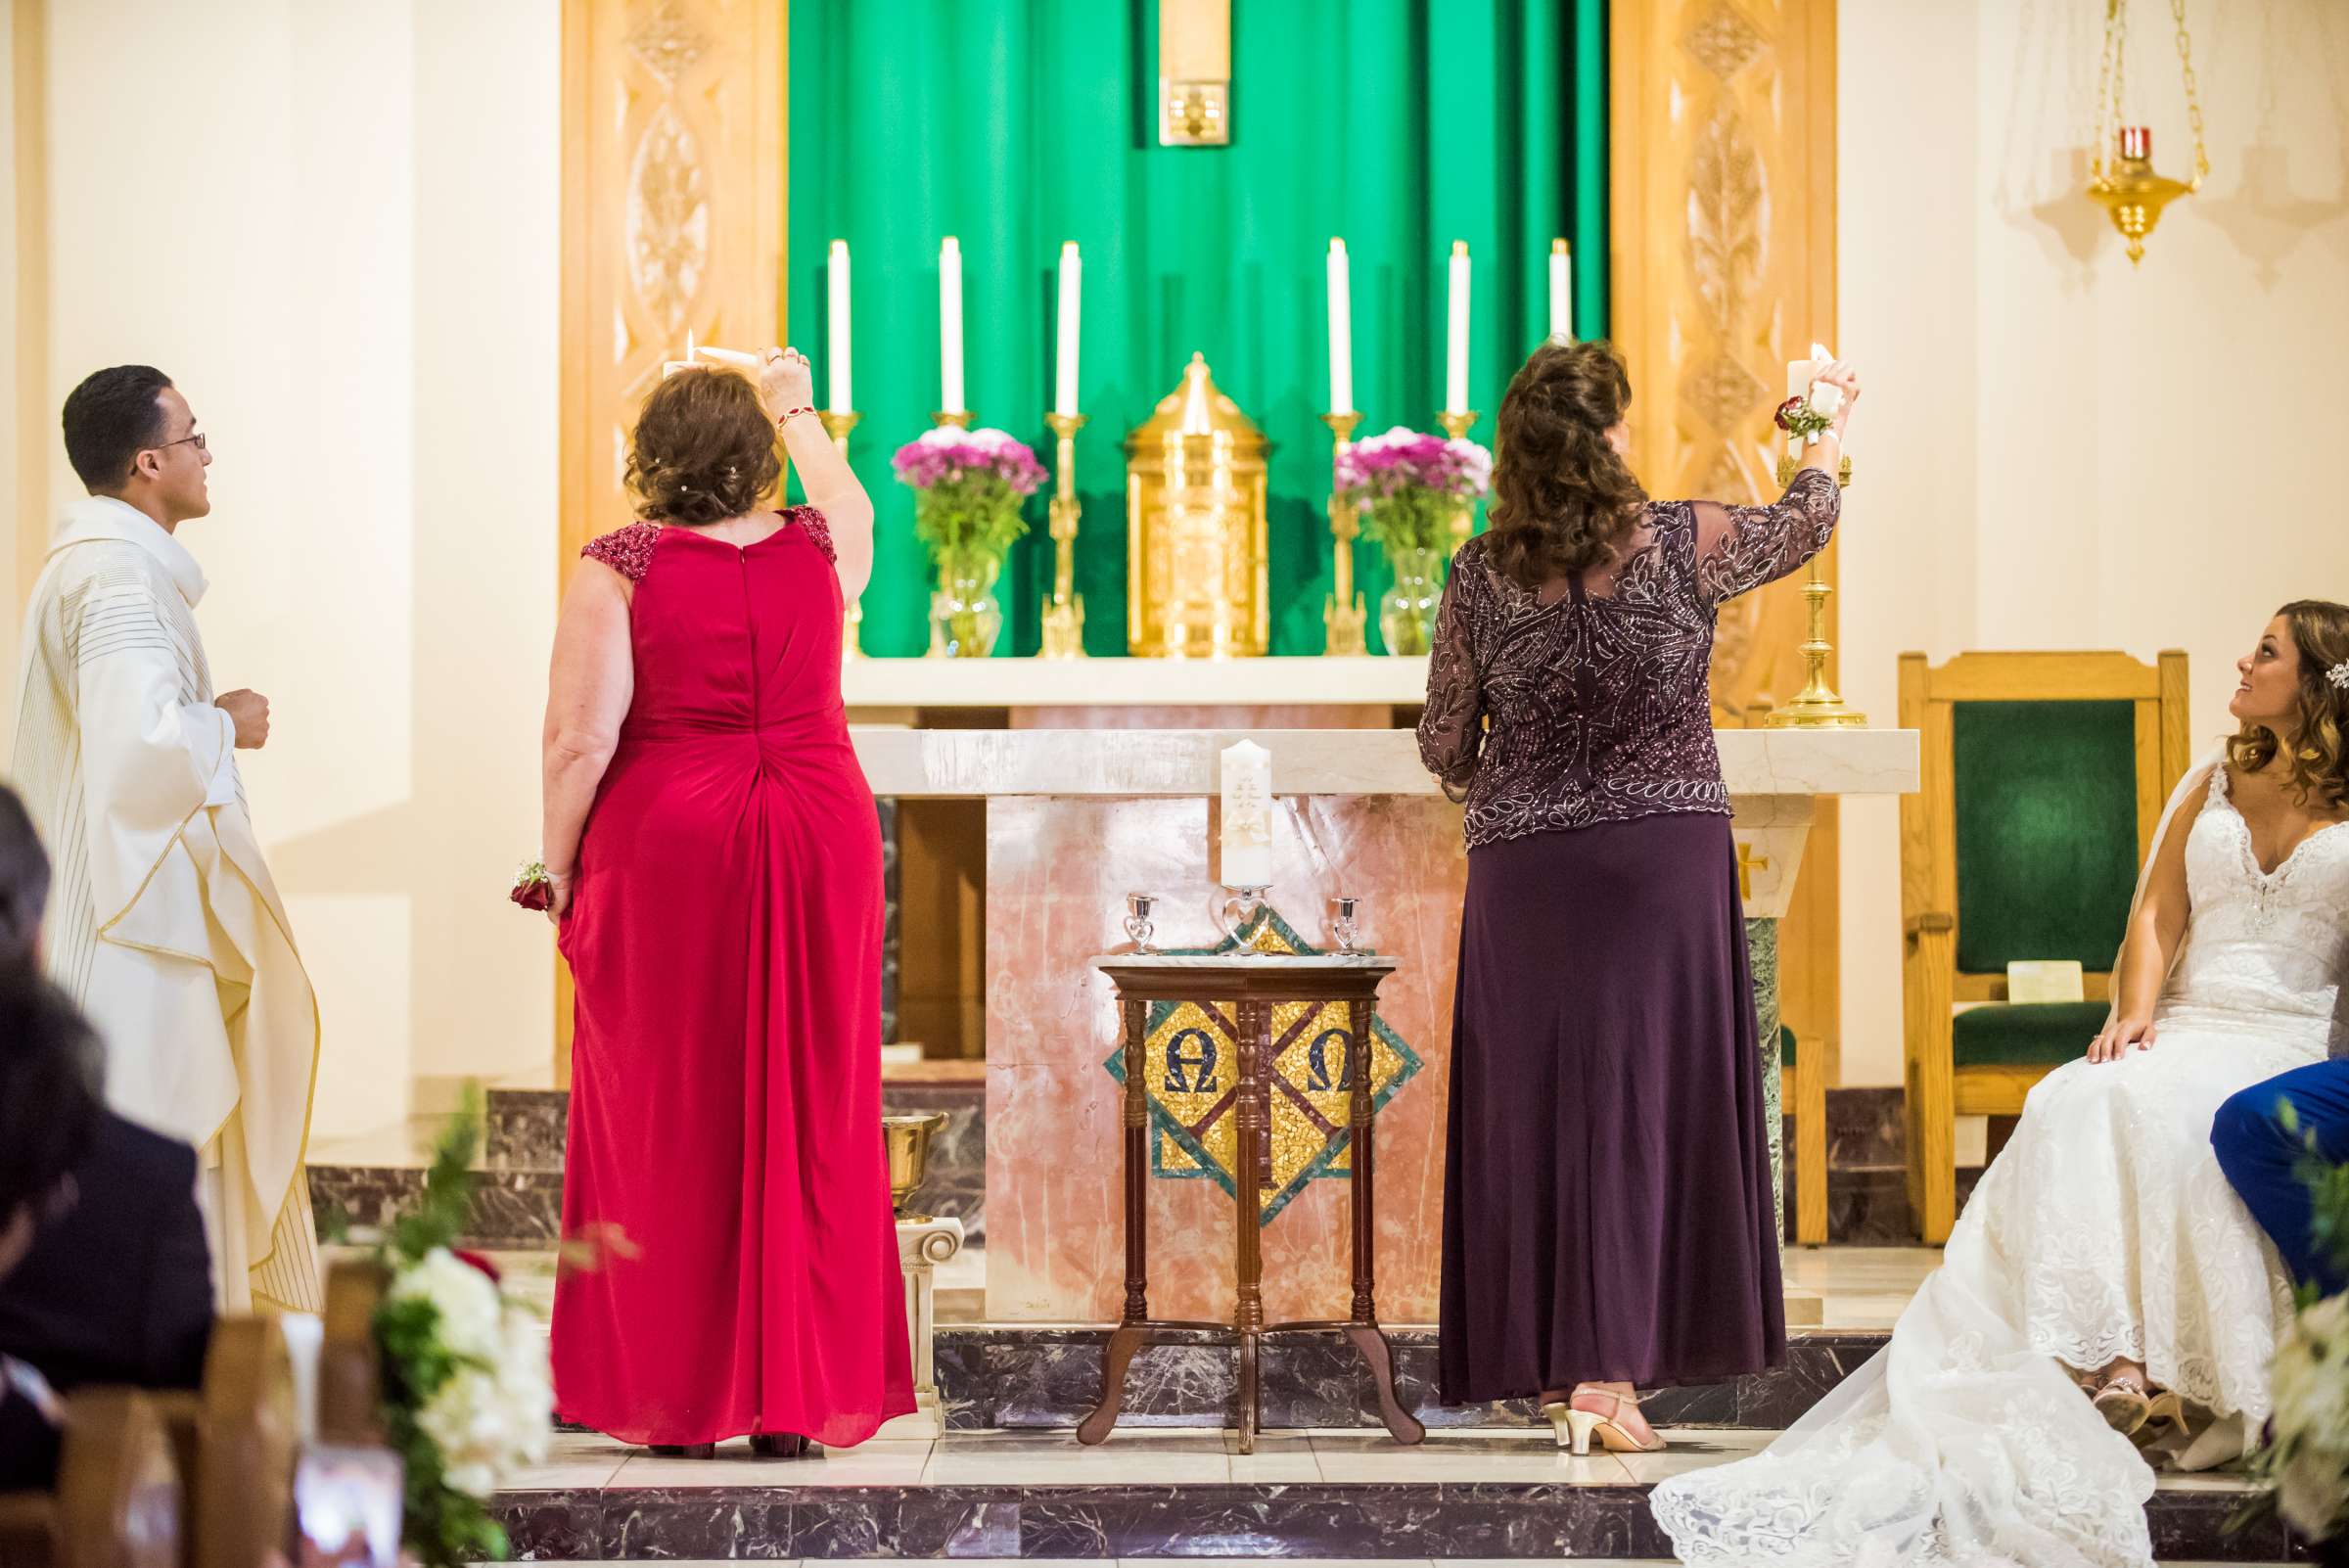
left=985, top=795, right=1467, bottom=1325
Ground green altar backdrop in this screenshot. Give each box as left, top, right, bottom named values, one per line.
left=788, top=0, right=1609, bottom=657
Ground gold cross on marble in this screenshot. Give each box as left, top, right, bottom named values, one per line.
left=1735, top=840, right=1772, bottom=902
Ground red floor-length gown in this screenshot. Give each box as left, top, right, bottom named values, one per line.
left=551, top=507, right=912, bottom=1449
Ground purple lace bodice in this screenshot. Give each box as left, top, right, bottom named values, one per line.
left=1416, top=467, right=1839, bottom=849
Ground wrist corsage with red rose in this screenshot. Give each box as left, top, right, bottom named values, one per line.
left=510, top=861, right=555, bottom=912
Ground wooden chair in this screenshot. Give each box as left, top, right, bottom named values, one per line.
left=1782, top=1025, right=1828, bottom=1247
left=0, top=1389, right=184, bottom=1568
left=1899, top=649, right=2190, bottom=1244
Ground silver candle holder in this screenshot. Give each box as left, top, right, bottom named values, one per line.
left=1331, top=895, right=1364, bottom=955
left=1124, top=893, right=1158, bottom=954
left=1219, top=885, right=1270, bottom=950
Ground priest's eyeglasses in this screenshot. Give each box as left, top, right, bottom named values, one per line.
left=154, top=433, right=207, bottom=454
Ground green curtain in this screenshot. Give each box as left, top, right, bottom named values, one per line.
left=789, top=0, right=1608, bottom=657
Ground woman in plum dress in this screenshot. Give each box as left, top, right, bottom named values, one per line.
left=539, top=348, right=911, bottom=1455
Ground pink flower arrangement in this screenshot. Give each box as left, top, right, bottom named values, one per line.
left=1334, top=427, right=1494, bottom=507
left=890, top=427, right=1047, bottom=495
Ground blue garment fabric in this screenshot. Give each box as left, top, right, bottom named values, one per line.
left=2212, top=1059, right=2349, bottom=1297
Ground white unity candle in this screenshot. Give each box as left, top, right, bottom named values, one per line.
left=940, top=236, right=966, bottom=414
left=1054, top=241, right=1082, bottom=418
left=1548, top=239, right=1573, bottom=342
left=1219, top=739, right=1274, bottom=889
left=1445, top=240, right=1471, bottom=415
left=827, top=240, right=852, bottom=412
left=1326, top=238, right=1354, bottom=416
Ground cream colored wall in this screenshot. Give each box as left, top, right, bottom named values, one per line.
left=1, top=8, right=19, bottom=648
left=1837, top=0, right=2349, bottom=1084
left=23, top=0, right=560, bottom=1136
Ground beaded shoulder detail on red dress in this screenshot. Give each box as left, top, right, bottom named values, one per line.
left=781, top=505, right=835, bottom=565
left=580, top=520, right=663, bottom=582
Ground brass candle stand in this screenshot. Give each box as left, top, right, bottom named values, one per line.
left=819, top=409, right=864, bottom=658
left=1765, top=451, right=1865, bottom=729
left=1322, top=411, right=1368, bottom=656
left=1040, top=411, right=1087, bottom=660
left=1436, top=409, right=1480, bottom=545
left=933, top=409, right=973, bottom=430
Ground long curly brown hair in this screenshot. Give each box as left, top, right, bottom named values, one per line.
left=624, top=367, right=782, bottom=526
left=1483, top=339, right=1649, bottom=586
left=2228, top=598, right=2349, bottom=811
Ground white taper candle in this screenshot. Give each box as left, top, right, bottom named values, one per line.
left=940, top=236, right=965, bottom=414
left=827, top=240, right=852, bottom=412
left=1445, top=240, right=1471, bottom=415
left=1548, top=239, right=1573, bottom=343
left=1054, top=242, right=1082, bottom=418
left=1326, top=238, right=1354, bottom=416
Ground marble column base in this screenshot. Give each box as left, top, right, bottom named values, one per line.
left=882, top=1215, right=965, bottom=1440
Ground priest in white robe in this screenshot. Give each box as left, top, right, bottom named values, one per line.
left=8, top=365, right=320, bottom=1314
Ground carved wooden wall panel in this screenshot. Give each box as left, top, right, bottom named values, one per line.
left=560, top=0, right=786, bottom=575
left=1612, top=0, right=1844, bottom=1073
left=556, top=0, right=787, bottom=1076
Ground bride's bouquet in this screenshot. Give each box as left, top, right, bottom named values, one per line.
left=330, top=1092, right=554, bottom=1565
left=2246, top=1106, right=2349, bottom=1549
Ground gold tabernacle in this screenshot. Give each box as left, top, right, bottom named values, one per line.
left=1126, top=354, right=1270, bottom=658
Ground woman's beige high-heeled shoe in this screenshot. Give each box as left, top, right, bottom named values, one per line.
left=1540, top=1386, right=1667, bottom=1456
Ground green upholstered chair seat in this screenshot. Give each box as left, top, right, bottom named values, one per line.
left=1953, top=1000, right=2108, bottom=1069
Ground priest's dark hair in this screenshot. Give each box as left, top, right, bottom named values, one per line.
left=1484, top=340, right=1648, bottom=587
left=0, top=787, right=49, bottom=967
left=0, top=965, right=103, bottom=1260
left=625, top=367, right=783, bottom=527
left=61, top=365, right=177, bottom=493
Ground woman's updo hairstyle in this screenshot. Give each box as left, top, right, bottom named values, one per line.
left=624, top=367, right=782, bottom=526
left=2230, top=599, right=2349, bottom=812
left=1484, top=339, right=1648, bottom=587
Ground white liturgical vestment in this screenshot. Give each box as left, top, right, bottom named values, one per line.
left=9, top=495, right=320, bottom=1313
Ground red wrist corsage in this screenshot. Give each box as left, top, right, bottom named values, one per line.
left=511, top=861, right=555, bottom=912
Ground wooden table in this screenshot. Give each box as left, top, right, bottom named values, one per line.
left=1077, top=953, right=1426, bottom=1453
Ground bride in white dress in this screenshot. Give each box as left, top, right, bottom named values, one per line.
left=1653, top=600, right=2349, bottom=1568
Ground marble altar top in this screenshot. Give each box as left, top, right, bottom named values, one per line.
left=845, top=655, right=1429, bottom=709
left=850, top=726, right=1918, bottom=800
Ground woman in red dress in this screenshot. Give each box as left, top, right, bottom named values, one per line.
left=538, top=348, right=910, bottom=1455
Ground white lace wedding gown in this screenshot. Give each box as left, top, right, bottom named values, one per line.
left=1653, top=766, right=2349, bottom=1567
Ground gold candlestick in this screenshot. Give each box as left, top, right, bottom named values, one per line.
left=932, top=409, right=973, bottom=430
left=819, top=409, right=865, bottom=658
left=1040, top=411, right=1087, bottom=660
left=1322, top=410, right=1367, bottom=656
left=1436, top=409, right=1481, bottom=545
left=1764, top=451, right=1865, bottom=729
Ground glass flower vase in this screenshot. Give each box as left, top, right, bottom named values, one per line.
left=1378, top=545, right=1445, bottom=657
left=929, top=547, right=1005, bottom=658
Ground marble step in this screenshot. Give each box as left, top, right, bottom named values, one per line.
left=491, top=1429, right=2303, bottom=1561
left=932, top=1325, right=1887, bottom=1433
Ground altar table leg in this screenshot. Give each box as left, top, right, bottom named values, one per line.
left=1081, top=995, right=1154, bottom=1447
left=1228, top=998, right=1271, bottom=1453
